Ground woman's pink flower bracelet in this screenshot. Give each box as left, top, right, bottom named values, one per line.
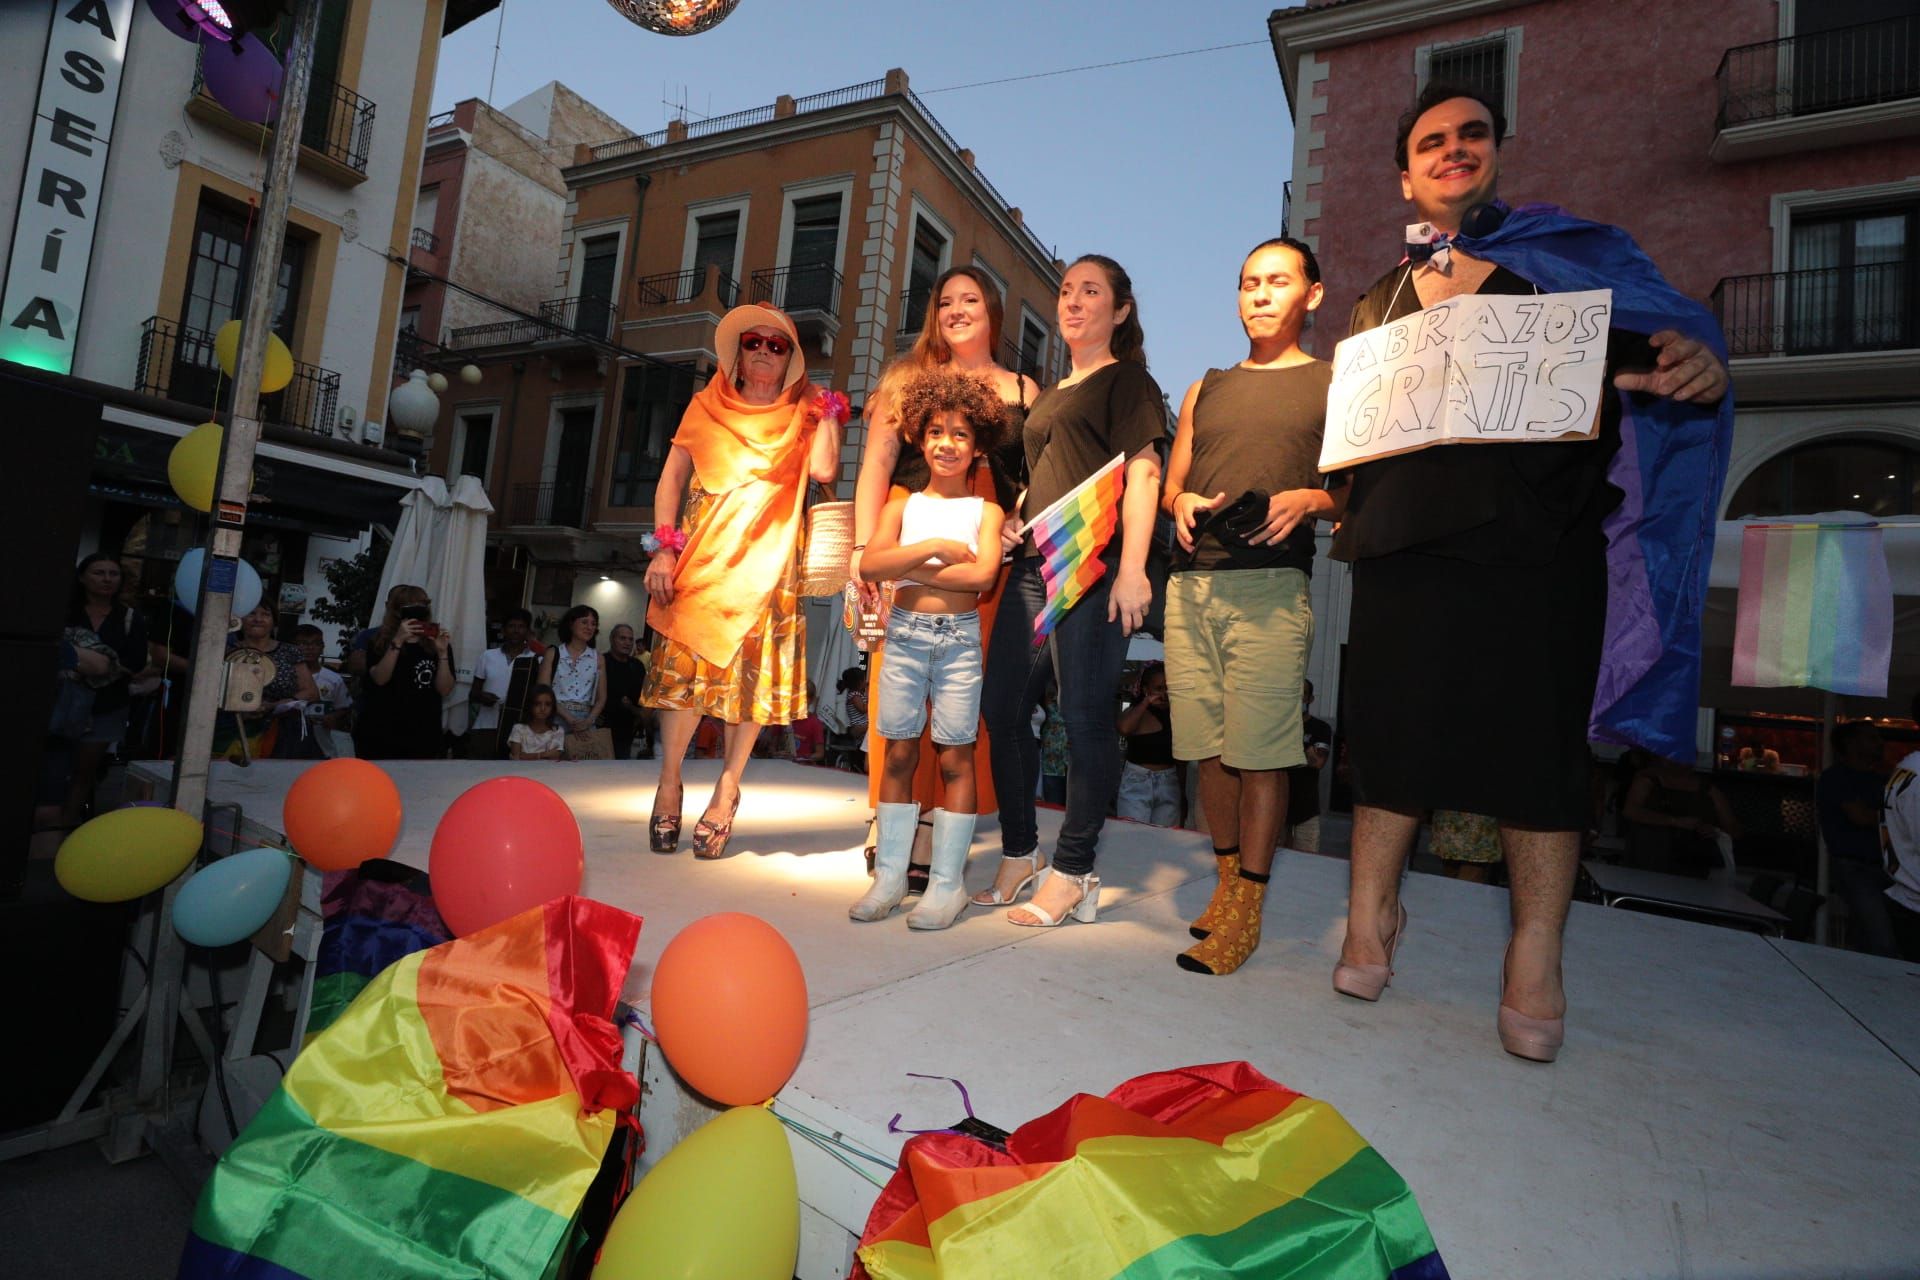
left=644, top=526, right=687, bottom=555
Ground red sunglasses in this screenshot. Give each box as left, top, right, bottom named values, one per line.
left=739, top=333, right=792, bottom=356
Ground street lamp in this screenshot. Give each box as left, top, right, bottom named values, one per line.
left=148, top=0, right=288, bottom=45
left=605, top=0, right=741, bottom=36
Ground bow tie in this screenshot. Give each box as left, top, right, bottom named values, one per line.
left=1405, top=222, right=1451, bottom=268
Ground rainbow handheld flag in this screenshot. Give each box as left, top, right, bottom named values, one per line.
left=854, top=1061, right=1449, bottom=1280
left=181, top=897, right=641, bottom=1280
left=1029, top=452, right=1126, bottom=641
left=1732, top=522, right=1893, bottom=697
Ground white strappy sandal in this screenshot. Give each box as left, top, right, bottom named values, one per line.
left=1007, top=871, right=1099, bottom=928
left=970, top=850, right=1047, bottom=908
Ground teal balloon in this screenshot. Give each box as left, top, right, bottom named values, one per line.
left=173, top=847, right=293, bottom=947
left=174, top=548, right=264, bottom=617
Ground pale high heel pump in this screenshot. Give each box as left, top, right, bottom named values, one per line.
left=1008, top=870, right=1099, bottom=928
left=970, top=850, right=1046, bottom=908
left=1332, top=903, right=1408, bottom=1001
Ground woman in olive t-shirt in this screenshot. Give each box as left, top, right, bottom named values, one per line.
left=977, top=254, right=1166, bottom=928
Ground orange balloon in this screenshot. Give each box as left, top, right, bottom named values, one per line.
left=651, top=913, right=809, bottom=1106
left=282, top=758, right=403, bottom=871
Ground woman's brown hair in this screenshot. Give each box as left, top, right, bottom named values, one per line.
left=1070, top=253, right=1147, bottom=367
left=904, top=266, right=1007, bottom=371
left=374, top=584, right=429, bottom=655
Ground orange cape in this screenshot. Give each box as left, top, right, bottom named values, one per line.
left=647, top=375, right=820, bottom=668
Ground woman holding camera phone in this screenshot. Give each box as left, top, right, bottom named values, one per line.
left=356, top=584, right=454, bottom=759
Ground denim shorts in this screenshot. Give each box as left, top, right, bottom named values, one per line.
left=876, top=609, right=982, bottom=746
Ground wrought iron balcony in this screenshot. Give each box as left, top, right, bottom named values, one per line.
left=750, top=263, right=842, bottom=317
left=409, top=226, right=439, bottom=254
left=1002, top=338, right=1047, bottom=381
left=1710, top=261, right=1917, bottom=358
left=446, top=295, right=613, bottom=349
left=136, top=316, right=341, bottom=437
left=636, top=267, right=738, bottom=308
left=191, top=49, right=375, bottom=176
left=898, top=284, right=931, bottom=337
left=540, top=295, right=614, bottom=341
left=1717, top=15, right=1920, bottom=130
left=509, top=480, right=590, bottom=529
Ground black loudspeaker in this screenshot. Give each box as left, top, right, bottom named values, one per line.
left=2, top=369, right=105, bottom=898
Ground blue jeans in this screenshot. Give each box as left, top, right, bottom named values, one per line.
left=982, top=557, right=1132, bottom=875
left=875, top=609, right=983, bottom=745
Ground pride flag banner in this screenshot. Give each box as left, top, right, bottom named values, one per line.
left=1732, top=522, right=1893, bottom=697
left=1029, top=452, right=1126, bottom=641
left=854, top=1062, right=1449, bottom=1280
left=180, top=896, right=641, bottom=1280
left=305, top=860, right=450, bottom=1041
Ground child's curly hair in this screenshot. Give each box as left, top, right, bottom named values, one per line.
left=895, top=369, right=1008, bottom=456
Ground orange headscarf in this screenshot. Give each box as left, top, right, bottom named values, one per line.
left=647, top=373, right=822, bottom=668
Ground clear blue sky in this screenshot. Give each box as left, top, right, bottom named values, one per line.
left=431, top=0, right=1295, bottom=402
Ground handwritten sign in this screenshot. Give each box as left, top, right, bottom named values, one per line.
left=1318, top=289, right=1613, bottom=472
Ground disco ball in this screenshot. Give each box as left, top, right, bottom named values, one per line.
left=606, top=0, right=740, bottom=36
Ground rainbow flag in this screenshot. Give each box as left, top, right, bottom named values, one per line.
left=854, top=1061, right=1448, bottom=1280
left=1732, top=522, right=1893, bottom=697
left=180, top=897, right=641, bottom=1280
left=306, top=861, right=451, bottom=1041
left=1029, top=453, right=1126, bottom=641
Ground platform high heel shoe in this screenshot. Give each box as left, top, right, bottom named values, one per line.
left=1332, top=904, right=1407, bottom=1001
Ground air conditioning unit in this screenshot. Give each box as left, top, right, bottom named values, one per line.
left=337, top=405, right=359, bottom=438
left=361, top=417, right=385, bottom=447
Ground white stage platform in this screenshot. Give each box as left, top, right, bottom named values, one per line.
left=137, top=759, right=1920, bottom=1279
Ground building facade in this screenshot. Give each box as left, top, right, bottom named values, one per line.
left=1268, top=0, right=1920, bottom=753
left=1, top=0, right=498, bottom=647
left=417, top=68, right=1066, bottom=640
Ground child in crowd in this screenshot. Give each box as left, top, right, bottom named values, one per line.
left=851, top=370, right=1006, bottom=930
left=790, top=682, right=826, bottom=764
left=508, top=686, right=567, bottom=761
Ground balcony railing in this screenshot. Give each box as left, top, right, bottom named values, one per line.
left=136, top=316, right=341, bottom=437
left=1002, top=338, right=1047, bottom=381
left=446, top=295, right=612, bottom=349
left=192, top=48, right=376, bottom=175
left=1282, top=180, right=1293, bottom=238
left=898, top=283, right=931, bottom=338
left=750, top=264, right=842, bottom=317
left=409, top=226, right=439, bottom=254
left=1717, top=15, right=1920, bottom=129
left=1709, top=261, right=1917, bottom=358
left=509, top=480, right=590, bottom=528
left=540, top=294, right=614, bottom=340
left=636, top=267, right=738, bottom=308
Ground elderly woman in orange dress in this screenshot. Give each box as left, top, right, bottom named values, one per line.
left=642, top=303, right=845, bottom=858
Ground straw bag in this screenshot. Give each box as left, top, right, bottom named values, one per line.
left=799, top=492, right=853, bottom=598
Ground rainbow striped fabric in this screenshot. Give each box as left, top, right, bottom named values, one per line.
left=306, top=862, right=450, bottom=1041
left=1732, top=522, right=1893, bottom=697
left=854, top=1062, right=1448, bottom=1280
left=1029, top=453, right=1126, bottom=641
left=180, top=897, right=641, bottom=1280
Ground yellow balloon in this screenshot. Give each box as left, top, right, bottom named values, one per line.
left=212, top=320, right=296, bottom=394
left=168, top=421, right=223, bottom=512
left=594, top=1106, right=797, bottom=1280
left=55, top=807, right=204, bottom=904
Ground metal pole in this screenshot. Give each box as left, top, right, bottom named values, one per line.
left=135, top=0, right=325, bottom=1118
left=1815, top=688, right=1837, bottom=946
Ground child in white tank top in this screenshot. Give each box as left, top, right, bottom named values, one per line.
left=852, top=371, right=1008, bottom=930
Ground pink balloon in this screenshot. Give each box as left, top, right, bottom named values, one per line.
left=428, top=778, right=584, bottom=936
left=202, top=34, right=284, bottom=126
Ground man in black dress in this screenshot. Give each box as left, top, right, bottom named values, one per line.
left=1331, top=84, right=1729, bottom=1062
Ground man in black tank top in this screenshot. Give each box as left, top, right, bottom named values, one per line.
left=1160, top=236, right=1344, bottom=978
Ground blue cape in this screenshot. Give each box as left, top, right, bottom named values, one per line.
left=1455, top=204, right=1733, bottom=759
